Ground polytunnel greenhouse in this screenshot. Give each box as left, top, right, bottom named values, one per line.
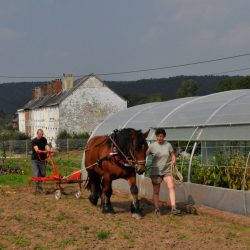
left=83, top=89, right=250, bottom=215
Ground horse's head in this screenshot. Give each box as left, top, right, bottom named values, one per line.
left=112, top=128, right=150, bottom=175
left=130, top=129, right=150, bottom=175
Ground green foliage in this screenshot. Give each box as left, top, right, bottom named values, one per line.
left=82, top=225, right=90, bottom=231
left=0, top=158, right=31, bottom=186
left=0, top=175, right=29, bottom=186
left=176, top=79, right=198, bottom=98
left=0, top=110, right=12, bottom=128
left=125, top=93, right=165, bottom=107
left=52, top=152, right=82, bottom=176
left=56, top=131, right=89, bottom=151
left=57, top=130, right=89, bottom=140
left=13, top=236, right=30, bottom=247
left=0, top=130, right=29, bottom=167
left=0, top=152, right=82, bottom=186
left=96, top=230, right=110, bottom=240
left=59, top=238, right=74, bottom=248
left=0, top=128, right=29, bottom=140
left=214, top=75, right=250, bottom=92
left=0, top=165, right=25, bottom=175
left=190, top=153, right=249, bottom=190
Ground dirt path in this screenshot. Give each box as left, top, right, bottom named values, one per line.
left=0, top=185, right=250, bottom=250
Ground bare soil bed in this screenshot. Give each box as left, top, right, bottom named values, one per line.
left=0, top=185, right=250, bottom=250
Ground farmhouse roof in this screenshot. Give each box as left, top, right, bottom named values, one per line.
left=20, top=74, right=124, bottom=110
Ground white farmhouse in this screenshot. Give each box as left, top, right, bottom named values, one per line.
left=18, top=74, right=127, bottom=145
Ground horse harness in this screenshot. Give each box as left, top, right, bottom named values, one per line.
left=85, top=135, right=145, bottom=171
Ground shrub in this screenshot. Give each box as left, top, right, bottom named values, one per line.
left=190, top=152, right=249, bottom=190
left=96, top=230, right=110, bottom=240
left=56, top=130, right=89, bottom=140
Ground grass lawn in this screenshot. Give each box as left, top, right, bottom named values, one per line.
left=0, top=151, right=83, bottom=187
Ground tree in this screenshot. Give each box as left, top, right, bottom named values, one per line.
left=56, top=130, right=89, bottom=139
left=237, top=76, right=250, bottom=89
left=214, top=75, right=250, bottom=92
left=126, top=93, right=165, bottom=107
left=176, top=79, right=198, bottom=98
left=213, top=79, right=235, bottom=92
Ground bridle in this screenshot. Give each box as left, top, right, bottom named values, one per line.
left=109, top=136, right=146, bottom=172
left=129, top=149, right=146, bottom=167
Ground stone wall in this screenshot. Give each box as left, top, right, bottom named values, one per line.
left=31, top=106, right=59, bottom=145
left=59, top=76, right=127, bottom=134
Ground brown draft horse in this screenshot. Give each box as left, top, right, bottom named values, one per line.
left=85, top=128, right=149, bottom=218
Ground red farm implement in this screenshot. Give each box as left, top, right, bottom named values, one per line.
left=29, top=151, right=83, bottom=200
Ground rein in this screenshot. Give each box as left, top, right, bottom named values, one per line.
left=170, top=162, right=183, bottom=185
left=109, top=136, right=132, bottom=164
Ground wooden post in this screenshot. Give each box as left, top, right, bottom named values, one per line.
left=67, top=138, right=69, bottom=153
left=26, top=139, right=28, bottom=158
left=9, top=140, right=11, bottom=157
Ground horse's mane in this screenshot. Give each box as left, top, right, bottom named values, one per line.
left=109, top=128, right=147, bottom=155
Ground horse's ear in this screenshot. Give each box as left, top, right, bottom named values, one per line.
left=144, top=129, right=150, bottom=138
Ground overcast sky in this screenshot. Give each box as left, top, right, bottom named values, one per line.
left=1, top=0, right=250, bottom=83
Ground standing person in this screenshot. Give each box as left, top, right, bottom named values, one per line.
left=31, top=129, right=52, bottom=193
left=146, top=128, right=181, bottom=216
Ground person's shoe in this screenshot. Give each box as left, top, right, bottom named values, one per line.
left=155, top=208, right=162, bottom=217
left=171, top=208, right=181, bottom=215
left=35, top=187, right=44, bottom=194
left=34, top=189, right=43, bottom=194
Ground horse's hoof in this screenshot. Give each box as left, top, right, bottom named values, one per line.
left=102, top=205, right=115, bottom=214
left=88, top=195, right=98, bottom=206
left=131, top=213, right=142, bottom=219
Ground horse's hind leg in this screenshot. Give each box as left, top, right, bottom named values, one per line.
left=101, top=176, right=115, bottom=214
left=88, top=171, right=102, bottom=206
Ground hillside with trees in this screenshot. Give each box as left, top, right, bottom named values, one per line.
left=0, top=82, right=45, bottom=114
left=106, top=75, right=236, bottom=106
left=213, top=75, right=250, bottom=92
left=0, top=75, right=244, bottom=116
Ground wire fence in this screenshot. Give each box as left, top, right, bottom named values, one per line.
left=1, top=139, right=250, bottom=191
left=0, top=139, right=87, bottom=178
left=0, top=139, right=88, bottom=158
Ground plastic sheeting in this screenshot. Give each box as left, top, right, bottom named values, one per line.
left=112, top=177, right=250, bottom=216
left=92, top=89, right=250, bottom=141
left=83, top=89, right=250, bottom=216
left=81, top=168, right=250, bottom=216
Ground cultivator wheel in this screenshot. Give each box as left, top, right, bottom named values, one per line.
left=55, top=189, right=61, bottom=200
left=75, top=190, right=81, bottom=199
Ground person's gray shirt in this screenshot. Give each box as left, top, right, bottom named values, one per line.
left=147, top=141, right=173, bottom=176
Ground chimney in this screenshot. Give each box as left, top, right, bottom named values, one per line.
left=62, top=74, right=73, bottom=91
left=33, top=87, right=42, bottom=99
left=47, top=82, right=53, bottom=95
left=32, top=89, right=36, bottom=100
left=52, top=79, right=62, bottom=94
left=40, top=84, right=47, bottom=97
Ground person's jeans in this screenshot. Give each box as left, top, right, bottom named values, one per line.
left=31, top=160, right=46, bottom=190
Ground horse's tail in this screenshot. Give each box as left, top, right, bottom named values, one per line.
left=84, top=171, right=102, bottom=192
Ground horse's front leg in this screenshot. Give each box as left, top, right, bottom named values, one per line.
left=128, top=176, right=142, bottom=219
left=101, top=175, right=115, bottom=214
